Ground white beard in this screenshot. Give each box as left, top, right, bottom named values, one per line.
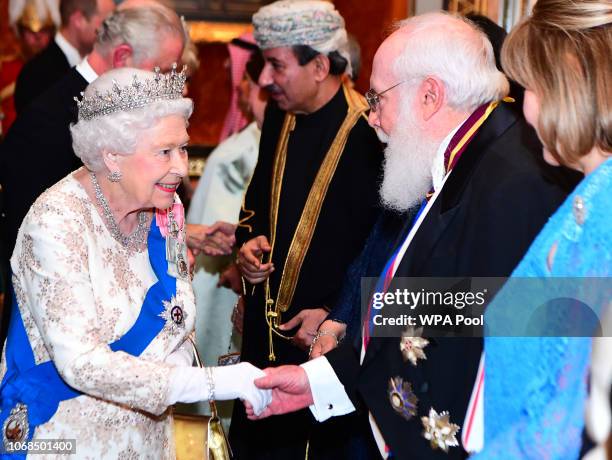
left=375, top=127, right=390, bottom=144
left=379, top=108, right=439, bottom=212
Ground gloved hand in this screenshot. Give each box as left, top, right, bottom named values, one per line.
left=212, top=362, right=272, bottom=416
left=167, top=362, right=271, bottom=416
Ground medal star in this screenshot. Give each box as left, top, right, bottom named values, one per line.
left=159, top=295, right=188, bottom=336
left=421, top=408, right=460, bottom=452
left=388, top=377, right=418, bottom=421
left=400, top=326, right=429, bottom=366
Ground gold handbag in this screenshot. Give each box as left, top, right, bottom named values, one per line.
left=188, top=337, right=233, bottom=460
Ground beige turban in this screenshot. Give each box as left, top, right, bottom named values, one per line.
left=253, top=0, right=352, bottom=76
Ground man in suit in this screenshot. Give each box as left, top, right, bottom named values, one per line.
left=243, top=13, right=573, bottom=459
left=0, top=4, right=185, bottom=345
left=13, top=0, right=115, bottom=113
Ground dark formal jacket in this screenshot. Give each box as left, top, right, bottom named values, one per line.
left=325, top=103, right=575, bottom=460
left=14, top=40, right=71, bottom=114
left=328, top=210, right=410, bottom=339
left=0, top=67, right=87, bottom=263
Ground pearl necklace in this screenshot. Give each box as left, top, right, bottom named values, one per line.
left=90, top=172, right=148, bottom=250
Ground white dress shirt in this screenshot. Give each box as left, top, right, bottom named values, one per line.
left=302, top=124, right=463, bottom=457
left=75, top=57, right=99, bottom=84
left=55, top=32, right=82, bottom=68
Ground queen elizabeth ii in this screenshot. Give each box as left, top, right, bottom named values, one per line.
left=0, top=67, right=270, bottom=458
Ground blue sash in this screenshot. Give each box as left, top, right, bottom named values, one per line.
left=0, top=219, right=176, bottom=457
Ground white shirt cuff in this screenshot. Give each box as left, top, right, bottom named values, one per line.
left=301, top=356, right=356, bottom=422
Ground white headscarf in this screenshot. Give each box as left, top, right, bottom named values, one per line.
left=253, top=0, right=352, bottom=76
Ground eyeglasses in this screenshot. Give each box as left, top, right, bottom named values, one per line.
left=365, top=81, right=406, bottom=112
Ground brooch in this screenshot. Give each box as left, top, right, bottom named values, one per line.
left=159, top=295, right=188, bottom=336
left=573, top=195, right=586, bottom=226
left=3, top=403, right=29, bottom=445
left=388, top=377, right=418, bottom=421
left=421, top=407, right=460, bottom=452
left=400, top=326, right=429, bottom=366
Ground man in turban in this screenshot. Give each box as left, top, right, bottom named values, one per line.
left=232, top=0, right=382, bottom=458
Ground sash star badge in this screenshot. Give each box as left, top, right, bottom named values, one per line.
left=388, top=377, right=418, bottom=421
left=160, top=295, right=188, bottom=336
left=400, top=326, right=429, bottom=366
left=421, top=408, right=460, bottom=452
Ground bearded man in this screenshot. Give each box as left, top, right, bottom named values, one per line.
left=232, top=0, right=382, bottom=458
left=244, top=12, right=574, bottom=460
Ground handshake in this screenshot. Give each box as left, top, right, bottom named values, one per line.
left=186, top=221, right=236, bottom=257
left=218, top=362, right=314, bottom=419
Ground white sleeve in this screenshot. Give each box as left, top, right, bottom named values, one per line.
left=301, top=357, right=356, bottom=422
left=164, top=337, right=195, bottom=367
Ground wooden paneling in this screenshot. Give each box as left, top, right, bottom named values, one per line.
left=334, top=0, right=409, bottom=93
left=187, top=42, right=231, bottom=146
left=0, top=0, right=21, bottom=57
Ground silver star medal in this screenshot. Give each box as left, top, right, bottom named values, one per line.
left=165, top=210, right=189, bottom=280
left=159, top=295, right=188, bottom=336
left=400, top=326, right=429, bottom=366
left=421, top=408, right=460, bottom=452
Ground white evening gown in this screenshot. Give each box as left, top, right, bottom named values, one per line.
left=1, top=172, right=196, bottom=459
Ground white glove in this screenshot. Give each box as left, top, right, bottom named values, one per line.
left=166, top=362, right=272, bottom=416
left=212, top=362, right=272, bottom=416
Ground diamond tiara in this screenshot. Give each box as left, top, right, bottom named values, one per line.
left=75, top=64, right=187, bottom=121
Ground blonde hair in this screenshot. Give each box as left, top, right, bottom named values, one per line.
left=502, top=0, right=612, bottom=165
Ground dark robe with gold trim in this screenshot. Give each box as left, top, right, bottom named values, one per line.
left=230, top=86, right=382, bottom=459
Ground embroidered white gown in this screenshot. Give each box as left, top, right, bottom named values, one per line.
left=0, top=173, right=196, bottom=459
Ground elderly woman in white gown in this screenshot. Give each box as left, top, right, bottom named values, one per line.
left=0, top=67, right=270, bottom=458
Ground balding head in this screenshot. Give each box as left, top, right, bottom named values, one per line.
left=94, top=4, right=185, bottom=72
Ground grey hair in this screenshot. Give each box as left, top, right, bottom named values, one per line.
left=393, top=12, right=509, bottom=112
left=95, top=5, right=185, bottom=66
left=71, top=68, right=193, bottom=172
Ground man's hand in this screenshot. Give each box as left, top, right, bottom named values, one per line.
left=244, top=365, right=313, bottom=420
left=237, top=236, right=274, bottom=284
left=279, top=308, right=328, bottom=351
left=218, top=263, right=242, bottom=294
left=186, top=221, right=236, bottom=256
left=309, top=319, right=346, bottom=359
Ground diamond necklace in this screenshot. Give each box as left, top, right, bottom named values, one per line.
left=90, top=172, right=148, bottom=250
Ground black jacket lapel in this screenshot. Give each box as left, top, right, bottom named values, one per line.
left=396, top=103, right=519, bottom=276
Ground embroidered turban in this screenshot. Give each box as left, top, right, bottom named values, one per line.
left=252, top=0, right=352, bottom=76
